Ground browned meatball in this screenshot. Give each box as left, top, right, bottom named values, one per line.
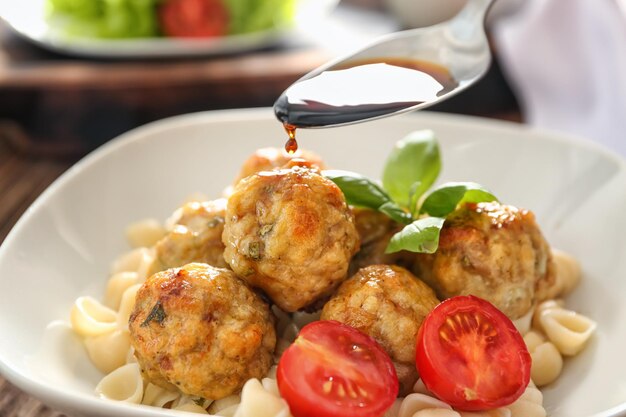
left=413, top=202, right=556, bottom=319
left=233, top=147, right=326, bottom=185
left=148, top=199, right=228, bottom=275
left=349, top=208, right=415, bottom=275
left=321, top=264, right=439, bottom=395
left=223, top=165, right=360, bottom=312
left=129, top=263, right=276, bottom=399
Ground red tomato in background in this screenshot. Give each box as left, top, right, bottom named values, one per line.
left=277, top=320, right=399, bottom=417
left=416, top=295, right=531, bottom=411
left=158, top=0, right=228, bottom=38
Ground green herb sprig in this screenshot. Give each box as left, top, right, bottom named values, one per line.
left=324, top=130, right=498, bottom=254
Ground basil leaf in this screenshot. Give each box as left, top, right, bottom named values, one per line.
left=382, top=130, right=441, bottom=209
left=379, top=202, right=412, bottom=225
left=385, top=217, right=445, bottom=254
left=420, top=182, right=498, bottom=217
left=323, top=170, right=411, bottom=224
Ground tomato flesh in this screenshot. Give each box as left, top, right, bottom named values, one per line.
left=158, top=0, right=228, bottom=38
left=416, top=295, right=531, bottom=411
left=277, top=320, right=399, bottom=417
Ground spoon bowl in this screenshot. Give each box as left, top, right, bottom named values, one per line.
left=274, top=0, right=495, bottom=128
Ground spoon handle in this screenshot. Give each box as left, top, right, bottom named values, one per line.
left=448, top=0, right=497, bottom=43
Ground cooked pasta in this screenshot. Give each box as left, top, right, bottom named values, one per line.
left=531, top=300, right=564, bottom=331
left=84, top=329, right=131, bottom=374
left=551, top=249, right=581, bottom=296
left=172, top=395, right=210, bottom=414
left=208, top=394, right=241, bottom=416
left=523, top=330, right=546, bottom=352
left=512, top=307, right=533, bottom=335
left=70, top=296, right=117, bottom=337
left=397, top=393, right=454, bottom=416
left=538, top=307, right=597, bottom=356
left=524, top=329, right=563, bottom=386
left=95, top=363, right=143, bottom=403
left=507, top=385, right=545, bottom=417
left=529, top=342, right=563, bottom=387
left=116, top=283, right=141, bottom=330
left=234, top=379, right=290, bottom=417
left=460, top=410, right=510, bottom=417
left=125, top=218, right=166, bottom=249
left=384, top=381, right=543, bottom=417
left=142, top=382, right=180, bottom=408
left=103, top=271, right=138, bottom=310
left=111, top=247, right=151, bottom=275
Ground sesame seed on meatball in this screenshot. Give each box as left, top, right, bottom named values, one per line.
left=233, top=147, right=326, bottom=185
left=129, top=263, right=276, bottom=400
left=223, top=165, right=360, bottom=312
left=413, top=201, right=556, bottom=319
left=321, top=264, right=440, bottom=394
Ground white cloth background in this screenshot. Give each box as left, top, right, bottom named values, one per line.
left=492, top=0, right=626, bottom=156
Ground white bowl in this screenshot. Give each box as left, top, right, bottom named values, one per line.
left=0, top=109, right=625, bottom=417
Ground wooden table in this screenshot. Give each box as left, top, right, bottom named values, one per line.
left=0, top=3, right=522, bottom=415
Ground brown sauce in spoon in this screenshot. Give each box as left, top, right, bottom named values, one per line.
left=275, top=57, right=458, bottom=131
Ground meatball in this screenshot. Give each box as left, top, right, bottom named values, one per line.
left=233, top=147, right=326, bottom=185
left=148, top=199, right=228, bottom=275
left=349, top=208, right=415, bottom=275
left=223, top=165, right=360, bottom=312
left=129, top=263, right=276, bottom=399
left=413, top=202, right=556, bottom=319
left=321, top=264, right=439, bottom=394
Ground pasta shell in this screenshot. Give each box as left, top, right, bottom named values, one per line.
left=70, top=296, right=117, bottom=337
left=234, top=379, right=289, bottom=417
left=539, top=308, right=597, bottom=356
left=117, top=284, right=142, bottom=330
left=95, top=363, right=143, bottom=403
left=208, top=395, right=241, bottom=415
left=414, top=410, right=461, bottom=417
left=552, top=249, right=581, bottom=295
left=104, top=271, right=139, bottom=310
left=111, top=247, right=151, bottom=274
left=530, top=342, right=563, bottom=386
left=84, top=329, right=131, bottom=374
left=398, top=393, right=452, bottom=417
left=126, top=218, right=166, bottom=249
left=142, top=383, right=180, bottom=408
left=531, top=300, right=564, bottom=331
left=523, top=330, right=546, bottom=353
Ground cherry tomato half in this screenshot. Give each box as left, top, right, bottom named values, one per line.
left=416, top=295, right=531, bottom=411
left=277, top=320, right=399, bottom=417
left=158, top=0, right=228, bottom=38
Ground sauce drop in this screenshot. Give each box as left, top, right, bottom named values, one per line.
left=284, top=123, right=298, bottom=154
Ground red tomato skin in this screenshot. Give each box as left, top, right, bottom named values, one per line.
left=416, top=295, right=531, bottom=411
left=158, top=0, right=228, bottom=38
left=277, top=320, right=399, bottom=417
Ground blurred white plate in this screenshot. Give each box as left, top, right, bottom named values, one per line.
left=0, top=0, right=337, bottom=58
left=0, top=109, right=625, bottom=417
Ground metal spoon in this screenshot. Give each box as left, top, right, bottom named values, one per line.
left=274, top=0, right=495, bottom=128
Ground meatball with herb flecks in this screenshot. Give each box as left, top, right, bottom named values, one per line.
left=147, top=199, right=228, bottom=276
left=321, top=264, right=440, bottom=395
left=412, top=201, right=556, bottom=319
left=223, top=165, right=360, bottom=312
left=129, top=263, right=276, bottom=400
